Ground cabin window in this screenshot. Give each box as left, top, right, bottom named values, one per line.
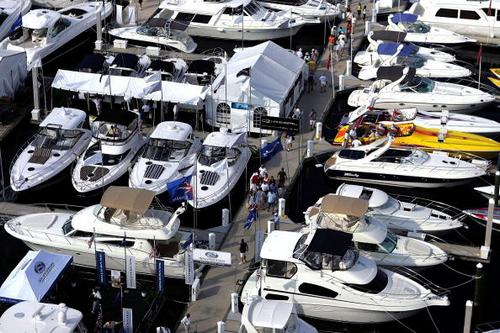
left=481, top=8, right=495, bottom=16
left=252, top=107, right=267, bottom=128
left=264, top=293, right=289, bottom=301
left=459, top=10, right=480, bottom=20
left=49, top=18, right=71, bottom=38
left=356, top=242, right=379, bottom=252
left=338, top=150, right=365, bottom=160
left=216, top=103, right=231, bottom=125
left=176, top=12, right=195, bottom=21
left=497, top=10, right=500, bottom=21
left=266, top=260, right=297, bottom=279
left=99, top=240, right=135, bottom=247
left=435, top=8, right=458, bottom=18
left=346, top=269, right=389, bottom=294
left=192, top=14, right=212, bottom=24
left=298, top=283, right=338, bottom=298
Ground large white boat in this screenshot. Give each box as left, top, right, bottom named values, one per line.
left=32, top=0, right=87, bottom=9
left=240, top=297, right=318, bottom=333
left=323, top=136, right=487, bottom=188
left=304, top=194, right=448, bottom=268
left=257, top=0, right=340, bottom=22
left=0, top=0, right=31, bottom=41
left=189, top=129, right=251, bottom=209
left=108, top=17, right=198, bottom=53
left=72, top=111, right=145, bottom=194
left=335, top=183, right=464, bottom=233
left=157, top=0, right=306, bottom=41
left=348, top=66, right=495, bottom=113
left=386, top=12, right=475, bottom=44
left=129, top=122, right=202, bottom=196
left=0, top=2, right=113, bottom=69
left=408, top=0, right=500, bottom=40
left=240, top=230, right=449, bottom=323
left=10, top=107, right=92, bottom=192
left=4, top=187, right=192, bottom=279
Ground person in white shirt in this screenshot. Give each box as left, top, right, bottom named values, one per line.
left=352, top=138, right=362, bottom=147
left=296, top=48, right=303, bottom=58
left=258, top=165, right=267, bottom=179
left=180, top=313, right=191, bottom=333
left=292, top=107, right=302, bottom=120
left=319, top=75, right=327, bottom=93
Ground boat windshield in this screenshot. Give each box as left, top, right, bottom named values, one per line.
left=379, top=232, right=397, bottom=253
left=405, top=149, right=430, bottom=165
left=244, top=1, right=265, bottom=16
left=91, top=121, right=135, bottom=141
left=142, top=138, right=191, bottom=162
left=400, top=76, right=435, bottom=93
left=403, top=21, right=430, bottom=33
left=199, top=145, right=225, bottom=166
left=375, top=196, right=400, bottom=214
left=396, top=56, right=425, bottom=68
left=32, top=126, right=84, bottom=151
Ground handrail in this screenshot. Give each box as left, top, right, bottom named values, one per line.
left=390, top=193, right=467, bottom=221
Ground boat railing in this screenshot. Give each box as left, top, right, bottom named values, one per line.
left=440, top=76, right=498, bottom=95
left=390, top=265, right=449, bottom=297
left=8, top=131, right=40, bottom=175
left=29, top=202, right=85, bottom=212
left=364, top=157, right=489, bottom=175
left=389, top=194, right=467, bottom=221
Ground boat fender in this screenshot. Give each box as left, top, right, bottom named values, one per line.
left=440, top=110, right=449, bottom=125
left=437, top=127, right=447, bottom=142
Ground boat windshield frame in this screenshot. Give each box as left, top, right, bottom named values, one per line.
left=91, top=120, right=137, bottom=143
left=403, top=20, right=431, bottom=33
left=378, top=232, right=397, bottom=253
left=32, top=125, right=84, bottom=151
left=142, top=138, right=191, bottom=162
left=400, top=76, right=435, bottom=93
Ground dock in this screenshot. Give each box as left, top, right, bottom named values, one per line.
left=431, top=242, right=490, bottom=264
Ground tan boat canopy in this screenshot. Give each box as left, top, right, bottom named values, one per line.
left=320, top=194, right=369, bottom=217
left=100, top=186, right=155, bottom=215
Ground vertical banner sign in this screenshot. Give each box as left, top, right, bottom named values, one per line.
left=95, top=251, right=107, bottom=285
left=156, top=259, right=165, bottom=294
left=122, top=307, right=133, bottom=333
left=255, top=230, right=265, bottom=262
left=184, top=245, right=194, bottom=285
left=126, top=255, right=136, bottom=289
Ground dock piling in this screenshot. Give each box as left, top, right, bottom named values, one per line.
left=338, top=75, right=345, bottom=91
left=217, top=321, right=225, bottom=333
left=365, top=21, right=372, bottom=36
left=481, top=199, right=494, bottom=259
left=267, top=221, right=275, bottom=234
left=278, top=198, right=286, bottom=217
left=222, top=208, right=230, bottom=227
left=345, top=60, right=352, bottom=76
left=315, top=122, right=323, bottom=140
left=31, top=66, right=40, bottom=121
left=230, top=293, right=239, bottom=314
left=494, top=170, right=499, bottom=206
left=463, top=300, right=473, bottom=333
left=208, top=233, right=216, bottom=250
left=306, top=140, right=314, bottom=158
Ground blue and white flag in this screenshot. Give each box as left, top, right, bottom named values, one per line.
left=244, top=207, right=258, bottom=230
left=166, top=175, right=193, bottom=204
left=260, top=137, right=283, bottom=161
left=181, top=233, right=193, bottom=250
left=9, top=15, right=22, bottom=34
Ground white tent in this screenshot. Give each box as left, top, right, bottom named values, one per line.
left=51, top=69, right=209, bottom=108
left=0, top=49, right=27, bottom=98
left=208, top=41, right=307, bottom=134
left=0, top=250, right=72, bottom=304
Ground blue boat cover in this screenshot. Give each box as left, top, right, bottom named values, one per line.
left=377, top=42, right=417, bottom=57
left=391, top=13, right=418, bottom=24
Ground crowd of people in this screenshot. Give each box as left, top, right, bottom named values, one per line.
left=247, top=165, right=287, bottom=214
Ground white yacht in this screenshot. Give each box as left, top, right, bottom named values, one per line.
left=304, top=195, right=448, bottom=268
left=0, top=302, right=84, bottom=333
left=129, top=122, right=202, bottom=196
left=240, top=230, right=449, bottom=323
left=157, top=0, right=306, bottom=41
left=32, top=0, right=88, bottom=9
left=348, top=66, right=495, bottom=113
left=189, top=129, right=251, bottom=209
left=386, top=12, right=475, bottom=44
left=257, top=0, right=340, bottom=23
left=408, top=0, right=500, bottom=40
left=240, top=297, right=318, bottom=333
left=0, top=0, right=31, bottom=41
left=72, top=111, right=145, bottom=194
left=323, top=136, right=487, bottom=188
left=4, top=187, right=192, bottom=279
left=0, top=2, right=113, bottom=69
left=108, top=17, right=198, bottom=53
left=474, top=185, right=494, bottom=199
left=10, top=107, right=92, bottom=192
left=356, top=42, right=470, bottom=80
left=355, top=31, right=457, bottom=65
left=335, top=183, right=464, bottom=233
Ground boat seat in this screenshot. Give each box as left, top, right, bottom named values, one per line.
left=28, top=147, right=52, bottom=164
left=324, top=156, right=336, bottom=169
left=156, top=240, right=180, bottom=258
left=80, top=166, right=109, bottom=182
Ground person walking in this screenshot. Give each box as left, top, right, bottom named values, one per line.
left=90, top=287, right=102, bottom=316
left=362, top=5, right=367, bottom=21
left=356, top=2, right=361, bottom=18
left=239, top=239, right=249, bottom=264
left=277, top=168, right=287, bottom=188
left=180, top=314, right=191, bottom=333
left=267, top=190, right=277, bottom=212
left=138, top=0, right=143, bottom=9
left=285, top=134, right=294, bottom=151
left=319, top=74, right=327, bottom=93
left=309, top=109, right=317, bottom=130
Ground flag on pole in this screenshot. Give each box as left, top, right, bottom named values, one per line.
left=9, top=14, right=22, bottom=33
left=244, top=205, right=258, bottom=229
left=260, top=137, right=283, bottom=161
left=166, top=175, right=193, bottom=204
left=181, top=233, right=193, bottom=250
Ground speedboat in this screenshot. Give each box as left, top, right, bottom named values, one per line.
left=464, top=207, right=500, bottom=227
left=158, top=0, right=306, bottom=41
left=108, top=17, right=198, bottom=53
left=386, top=12, right=475, bottom=44
left=0, top=0, right=31, bottom=41
left=348, top=66, right=495, bottom=113
left=240, top=297, right=318, bottom=333
left=4, top=187, right=192, bottom=279
left=32, top=0, right=88, bottom=8
left=354, top=31, right=457, bottom=65
left=304, top=194, right=448, bottom=268
left=408, top=0, right=500, bottom=40
left=474, top=185, right=494, bottom=199
left=189, top=129, right=251, bottom=209
left=257, top=0, right=340, bottom=23
left=129, top=121, right=202, bottom=196
left=323, top=136, right=487, bottom=188
left=240, top=230, right=449, bottom=323
left=357, top=42, right=470, bottom=80
left=72, top=110, right=145, bottom=193
left=0, top=2, right=113, bottom=69
left=10, top=107, right=91, bottom=192
left=335, top=183, right=464, bottom=233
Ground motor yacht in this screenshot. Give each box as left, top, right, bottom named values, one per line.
left=257, top=0, right=340, bottom=23
left=240, top=230, right=449, bottom=323
left=10, top=107, right=92, bottom=192
left=240, top=297, right=318, bottom=333
left=0, top=2, right=112, bottom=70
left=323, top=136, right=487, bottom=188
left=348, top=66, right=495, bottom=113
left=129, top=121, right=202, bottom=196
left=0, top=0, right=31, bottom=41
left=354, top=31, right=457, bottom=65
left=72, top=110, right=145, bottom=194
left=385, top=12, right=475, bottom=44
left=108, top=17, right=198, bottom=53
left=357, top=42, right=470, bottom=80
left=189, top=129, right=251, bottom=209
left=157, top=0, right=306, bottom=41
left=408, top=0, right=500, bottom=40
left=335, top=183, right=464, bottom=233
left=4, top=187, right=192, bottom=279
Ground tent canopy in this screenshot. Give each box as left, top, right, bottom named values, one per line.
left=0, top=49, right=27, bottom=98
left=320, top=194, right=369, bottom=217
left=100, top=186, right=155, bottom=215
left=307, top=229, right=352, bottom=256
left=203, top=130, right=246, bottom=148
left=0, top=250, right=72, bottom=304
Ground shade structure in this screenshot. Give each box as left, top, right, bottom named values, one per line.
left=100, top=186, right=156, bottom=215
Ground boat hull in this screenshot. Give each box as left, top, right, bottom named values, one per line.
left=186, top=24, right=303, bottom=41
